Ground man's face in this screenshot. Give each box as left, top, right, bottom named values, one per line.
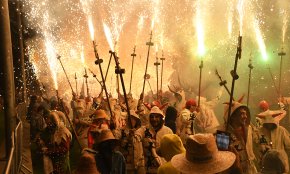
left=190, top=105, right=197, bottom=112
left=239, top=108, right=248, bottom=125
left=149, top=113, right=162, bottom=128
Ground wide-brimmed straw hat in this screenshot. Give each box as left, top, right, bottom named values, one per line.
left=96, top=129, right=116, bottom=144
left=90, top=109, right=109, bottom=120
left=171, top=133, right=236, bottom=174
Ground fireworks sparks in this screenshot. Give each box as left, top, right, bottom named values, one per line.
left=103, top=22, right=115, bottom=52
left=282, top=11, right=288, bottom=44
left=237, top=0, right=245, bottom=35
left=88, top=16, right=95, bottom=41
left=45, top=37, right=58, bottom=90
left=195, top=1, right=206, bottom=57
left=21, top=0, right=290, bottom=103
left=254, top=19, right=268, bottom=61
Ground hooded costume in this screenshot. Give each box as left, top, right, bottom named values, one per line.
left=157, top=134, right=185, bottom=174
left=133, top=106, right=173, bottom=173
left=222, top=101, right=257, bottom=174
left=256, top=110, right=290, bottom=173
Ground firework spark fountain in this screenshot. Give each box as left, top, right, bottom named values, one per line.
left=254, top=19, right=268, bottom=61
left=282, top=11, right=288, bottom=44
left=45, top=37, right=58, bottom=90
left=103, top=22, right=115, bottom=52
left=237, top=0, right=245, bottom=35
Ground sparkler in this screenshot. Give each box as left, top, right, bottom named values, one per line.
left=141, top=31, right=154, bottom=100
left=45, top=38, right=58, bottom=90
left=196, top=1, right=205, bottom=107
left=254, top=19, right=268, bottom=61
left=247, top=54, right=254, bottom=107
left=129, top=46, right=136, bottom=94
left=282, top=12, right=288, bottom=44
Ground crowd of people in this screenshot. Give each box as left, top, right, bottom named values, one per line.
left=26, top=90, right=290, bottom=174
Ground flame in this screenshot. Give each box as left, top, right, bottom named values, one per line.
left=254, top=19, right=268, bottom=61
left=88, top=15, right=94, bottom=41
left=45, top=37, right=58, bottom=89
left=237, top=0, right=244, bottom=35
left=282, top=11, right=288, bottom=43
left=103, top=22, right=114, bottom=52
left=196, top=3, right=205, bottom=57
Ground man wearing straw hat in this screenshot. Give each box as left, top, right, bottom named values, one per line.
left=94, top=129, right=126, bottom=174
left=133, top=106, right=173, bottom=173
left=171, top=133, right=236, bottom=174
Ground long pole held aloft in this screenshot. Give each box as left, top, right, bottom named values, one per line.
left=129, top=46, right=136, bottom=94
left=198, top=60, right=203, bottom=107
left=141, top=31, right=154, bottom=100
left=246, top=56, right=254, bottom=107
left=57, top=55, right=75, bottom=94
left=104, top=53, right=113, bottom=82
left=110, top=51, right=132, bottom=129
left=154, top=52, right=160, bottom=100
left=88, top=68, right=103, bottom=87
left=92, top=42, right=114, bottom=127
left=215, top=69, right=231, bottom=97
left=227, top=35, right=242, bottom=131
left=160, top=51, right=165, bottom=93
left=56, top=89, right=82, bottom=149
left=278, top=47, right=286, bottom=99
left=75, top=73, right=78, bottom=95
left=84, top=68, right=89, bottom=97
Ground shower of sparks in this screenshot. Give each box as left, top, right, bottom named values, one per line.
left=21, top=0, right=290, bottom=109
left=88, top=16, right=95, bottom=41
left=81, top=45, right=86, bottom=66
left=282, top=11, right=288, bottom=44
left=151, top=0, right=160, bottom=31
left=237, top=0, right=245, bottom=35
left=103, top=22, right=115, bottom=52
left=227, top=0, right=234, bottom=38
left=45, top=37, right=58, bottom=90
left=254, top=19, right=268, bottom=61
left=195, top=1, right=206, bottom=57
left=135, top=14, right=145, bottom=44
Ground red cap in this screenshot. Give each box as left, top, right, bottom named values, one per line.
left=259, top=100, right=269, bottom=111
left=186, top=99, right=197, bottom=107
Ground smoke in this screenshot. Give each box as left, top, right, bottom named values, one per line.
left=22, top=0, right=290, bottom=113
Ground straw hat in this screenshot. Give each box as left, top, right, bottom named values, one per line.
left=171, top=133, right=236, bottom=174
left=96, top=129, right=116, bottom=144
left=90, top=109, right=109, bottom=120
